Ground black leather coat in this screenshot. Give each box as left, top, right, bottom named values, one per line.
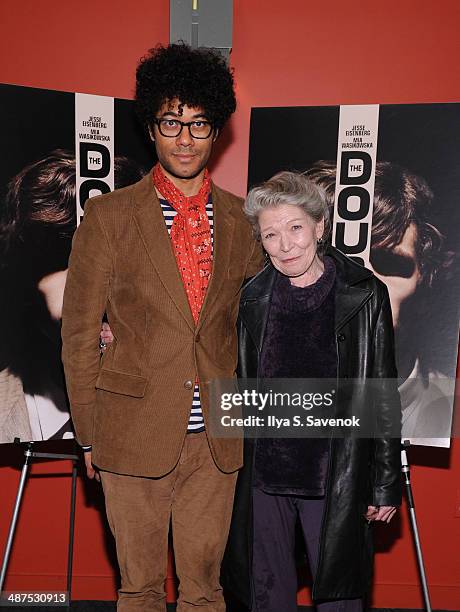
left=222, top=246, right=401, bottom=606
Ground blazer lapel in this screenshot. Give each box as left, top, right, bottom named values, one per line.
left=132, top=174, right=195, bottom=331
left=196, top=184, right=236, bottom=330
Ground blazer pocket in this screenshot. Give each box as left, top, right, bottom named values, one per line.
left=95, top=369, right=148, bottom=398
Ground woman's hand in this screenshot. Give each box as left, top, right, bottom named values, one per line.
left=83, top=451, right=100, bottom=482
left=99, top=321, right=114, bottom=352
left=365, top=505, right=397, bottom=523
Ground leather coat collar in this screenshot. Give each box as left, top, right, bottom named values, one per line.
left=239, top=246, right=374, bottom=353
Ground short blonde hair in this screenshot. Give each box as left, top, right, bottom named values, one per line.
left=244, top=171, right=330, bottom=248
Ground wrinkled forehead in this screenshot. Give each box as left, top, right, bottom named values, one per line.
left=258, top=204, right=313, bottom=229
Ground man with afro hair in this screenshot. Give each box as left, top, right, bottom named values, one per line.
left=62, top=43, right=263, bottom=611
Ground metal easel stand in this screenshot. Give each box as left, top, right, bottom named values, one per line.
left=0, top=440, right=79, bottom=609
left=401, top=439, right=432, bottom=612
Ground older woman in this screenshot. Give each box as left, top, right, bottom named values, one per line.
left=222, top=171, right=401, bottom=612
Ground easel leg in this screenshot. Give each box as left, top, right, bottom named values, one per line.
left=401, top=441, right=432, bottom=612
left=66, top=458, right=78, bottom=609
left=0, top=443, right=33, bottom=593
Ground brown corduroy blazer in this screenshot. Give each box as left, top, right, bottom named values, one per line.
left=61, top=173, right=263, bottom=478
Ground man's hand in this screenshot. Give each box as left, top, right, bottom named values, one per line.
left=84, top=451, right=100, bottom=482
left=365, top=505, right=397, bottom=523
left=99, top=321, right=114, bottom=352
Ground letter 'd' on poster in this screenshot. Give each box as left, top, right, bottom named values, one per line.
left=75, top=93, right=114, bottom=224
left=333, top=105, right=379, bottom=267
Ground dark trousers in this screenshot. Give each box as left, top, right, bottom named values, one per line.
left=252, top=488, right=362, bottom=612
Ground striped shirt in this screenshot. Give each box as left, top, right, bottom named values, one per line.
left=159, top=196, right=213, bottom=433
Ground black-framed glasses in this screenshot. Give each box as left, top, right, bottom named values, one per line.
left=153, top=118, right=213, bottom=139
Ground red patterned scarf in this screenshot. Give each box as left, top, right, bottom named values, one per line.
left=153, top=163, right=213, bottom=324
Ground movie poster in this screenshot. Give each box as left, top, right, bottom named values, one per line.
left=248, top=103, right=460, bottom=448
left=0, top=84, right=155, bottom=443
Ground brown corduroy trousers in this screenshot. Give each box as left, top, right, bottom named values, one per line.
left=100, top=431, right=237, bottom=611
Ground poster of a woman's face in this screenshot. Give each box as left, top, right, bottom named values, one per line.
left=0, top=84, right=153, bottom=444
left=248, top=103, right=460, bottom=447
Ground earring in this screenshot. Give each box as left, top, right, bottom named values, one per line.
left=317, top=237, right=323, bottom=245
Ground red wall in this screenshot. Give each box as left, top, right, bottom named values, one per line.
left=1, top=0, right=459, bottom=608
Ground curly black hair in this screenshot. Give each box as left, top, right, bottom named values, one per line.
left=135, top=43, right=236, bottom=132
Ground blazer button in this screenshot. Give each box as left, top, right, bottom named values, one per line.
left=195, top=333, right=200, bottom=343
left=337, top=333, right=346, bottom=342
left=184, top=380, right=193, bottom=390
